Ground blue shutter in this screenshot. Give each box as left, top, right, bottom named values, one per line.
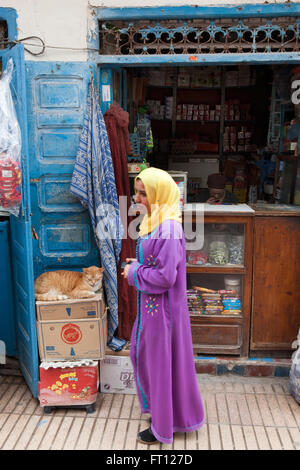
left=0, top=45, right=38, bottom=396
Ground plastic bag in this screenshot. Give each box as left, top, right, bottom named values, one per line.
left=0, top=58, right=22, bottom=215
left=289, top=328, right=300, bottom=404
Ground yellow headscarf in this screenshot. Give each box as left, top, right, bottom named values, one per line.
left=135, top=167, right=182, bottom=237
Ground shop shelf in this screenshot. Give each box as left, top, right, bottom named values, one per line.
left=189, top=312, right=242, bottom=318
left=186, top=264, right=246, bottom=274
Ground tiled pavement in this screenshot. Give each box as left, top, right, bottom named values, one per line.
left=0, top=373, right=299, bottom=450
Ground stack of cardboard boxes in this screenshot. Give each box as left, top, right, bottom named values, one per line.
left=36, top=292, right=137, bottom=411
left=36, top=293, right=108, bottom=411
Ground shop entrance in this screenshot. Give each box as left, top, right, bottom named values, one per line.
left=95, top=5, right=300, bottom=358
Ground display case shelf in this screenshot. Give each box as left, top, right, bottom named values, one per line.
left=186, top=265, right=245, bottom=274
left=189, top=312, right=243, bottom=318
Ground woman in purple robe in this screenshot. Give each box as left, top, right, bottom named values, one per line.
left=123, top=167, right=205, bottom=445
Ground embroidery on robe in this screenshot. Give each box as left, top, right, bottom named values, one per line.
left=146, top=254, right=156, bottom=266
left=145, top=296, right=159, bottom=316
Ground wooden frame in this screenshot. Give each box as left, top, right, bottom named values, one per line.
left=251, top=209, right=300, bottom=353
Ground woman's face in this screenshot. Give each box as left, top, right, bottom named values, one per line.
left=135, top=179, right=151, bottom=213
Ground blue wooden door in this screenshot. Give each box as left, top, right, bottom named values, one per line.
left=98, top=66, right=127, bottom=114
left=26, top=62, right=100, bottom=279
left=0, top=45, right=38, bottom=396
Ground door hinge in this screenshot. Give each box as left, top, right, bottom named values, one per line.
left=32, top=227, right=39, bottom=240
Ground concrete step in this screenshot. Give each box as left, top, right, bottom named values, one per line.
left=195, top=355, right=291, bottom=378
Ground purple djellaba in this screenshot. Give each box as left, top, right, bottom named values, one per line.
left=125, top=168, right=205, bottom=445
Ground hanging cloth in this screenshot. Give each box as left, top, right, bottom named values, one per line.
left=104, top=102, right=137, bottom=341
left=70, top=80, right=126, bottom=351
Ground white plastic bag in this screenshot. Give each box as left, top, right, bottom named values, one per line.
left=0, top=58, right=22, bottom=215
left=289, top=328, right=300, bottom=404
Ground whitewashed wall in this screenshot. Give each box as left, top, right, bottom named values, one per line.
left=0, top=0, right=294, bottom=61
left=1, top=0, right=89, bottom=61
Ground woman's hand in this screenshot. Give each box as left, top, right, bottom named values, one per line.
left=121, top=258, right=137, bottom=279
left=122, top=263, right=131, bottom=279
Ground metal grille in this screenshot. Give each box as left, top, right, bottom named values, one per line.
left=99, top=17, right=300, bottom=55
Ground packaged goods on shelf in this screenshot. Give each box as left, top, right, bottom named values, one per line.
left=165, top=96, right=174, bottom=120
left=228, top=235, right=244, bottom=265
left=208, top=239, right=229, bottom=265
left=222, top=296, right=241, bottom=315
left=202, top=292, right=224, bottom=315
left=187, top=290, right=203, bottom=314
left=190, top=67, right=221, bottom=88
left=176, top=104, right=221, bottom=122
left=225, top=66, right=254, bottom=87
left=188, top=287, right=241, bottom=315
left=224, top=277, right=241, bottom=297
left=223, top=125, right=253, bottom=153
left=146, top=99, right=165, bottom=120
left=186, top=250, right=207, bottom=265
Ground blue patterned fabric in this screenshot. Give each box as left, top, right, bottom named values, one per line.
left=70, top=80, right=125, bottom=351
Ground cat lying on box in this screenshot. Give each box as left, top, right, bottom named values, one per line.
left=34, top=266, right=104, bottom=301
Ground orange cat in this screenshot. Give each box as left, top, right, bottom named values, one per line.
left=34, top=266, right=104, bottom=301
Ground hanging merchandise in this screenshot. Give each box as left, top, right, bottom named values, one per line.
left=135, top=107, right=153, bottom=160
left=0, top=58, right=22, bottom=215
left=70, top=80, right=125, bottom=352
left=128, top=132, right=141, bottom=162
left=289, top=328, right=300, bottom=404
left=103, top=102, right=137, bottom=342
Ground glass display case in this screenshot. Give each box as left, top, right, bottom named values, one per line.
left=183, top=204, right=254, bottom=356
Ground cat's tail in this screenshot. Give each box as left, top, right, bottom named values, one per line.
left=35, top=293, right=68, bottom=301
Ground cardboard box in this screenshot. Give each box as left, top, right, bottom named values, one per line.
left=38, top=360, right=99, bottom=407
left=36, top=294, right=107, bottom=361
left=100, top=355, right=136, bottom=394
left=37, top=315, right=107, bottom=361
left=35, top=294, right=104, bottom=321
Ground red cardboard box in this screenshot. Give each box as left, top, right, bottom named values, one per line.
left=38, top=360, right=99, bottom=408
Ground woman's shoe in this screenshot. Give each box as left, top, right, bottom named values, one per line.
left=137, top=427, right=158, bottom=445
